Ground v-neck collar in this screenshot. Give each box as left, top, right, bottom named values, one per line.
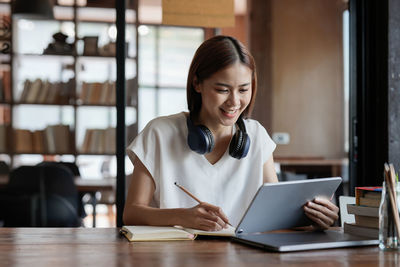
left=182, top=111, right=236, bottom=170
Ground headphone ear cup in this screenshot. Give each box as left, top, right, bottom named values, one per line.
left=239, top=132, right=250, bottom=158
left=187, top=116, right=214, bottom=154
left=229, top=128, right=251, bottom=159
left=198, top=125, right=215, bottom=153
left=229, top=130, right=243, bottom=159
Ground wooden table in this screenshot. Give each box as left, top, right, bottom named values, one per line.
left=0, top=228, right=397, bottom=267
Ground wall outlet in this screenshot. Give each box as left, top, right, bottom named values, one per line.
left=272, top=132, right=290, bottom=145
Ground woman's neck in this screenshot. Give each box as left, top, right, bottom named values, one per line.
left=194, top=111, right=233, bottom=140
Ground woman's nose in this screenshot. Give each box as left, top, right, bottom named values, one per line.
left=227, top=92, right=240, bottom=106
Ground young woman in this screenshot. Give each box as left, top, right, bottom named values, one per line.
left=123, top=35, right=339, bottom=231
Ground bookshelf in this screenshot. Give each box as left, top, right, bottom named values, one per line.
left=0, top=0, right=138, bottom=177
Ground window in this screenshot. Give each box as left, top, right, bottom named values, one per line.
left=138, top=25, right=203, bottom=130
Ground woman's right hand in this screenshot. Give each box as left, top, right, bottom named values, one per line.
left=180, top=202, right=230, bottom=231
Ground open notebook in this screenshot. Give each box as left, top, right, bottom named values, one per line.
left=121, top=225, right=236, bottom=241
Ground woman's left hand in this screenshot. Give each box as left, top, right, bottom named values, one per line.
left=303, top=197, right=339, bottom=230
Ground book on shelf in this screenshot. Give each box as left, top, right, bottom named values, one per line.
left=37, top=81, right=50, bottom=104
left=14, top=125, right=71, bottom=154
left=14, top=129, right=33, bottom=153
left=343, top=222, right=378, bottom=239
left=26, top=79, right=42, bottom=103
left=19, top=78, right=74, bottom=104
left=0, top=69, right=11, bottom=102
left=81, top=127, right=116, bottom=154
left=78, top=79, right=136, bottom=106
left=32, top=129, right=46, bottom=154
left=0, top=124, right=8, bottom=152
left=121, top=225, right=235, bottom=242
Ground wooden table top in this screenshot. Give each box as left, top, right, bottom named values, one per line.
left=0, top=228, right=397, bottom=267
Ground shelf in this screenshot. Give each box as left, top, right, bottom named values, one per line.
left=12, top=102, right=136, bottom=108
left=14, top=53, right=75, bottom=59
left=77, top=55, right=136, bottom=60
left=13, top=102, right=74, bottom=106
left=14, top=53, right=136, bottom=60
left=4, top=2, right=139, bottom=171
left=11, top=152, right=76, bottom=156
left=77, top=152, right=116, bottom=156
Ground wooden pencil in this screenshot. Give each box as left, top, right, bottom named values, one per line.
left=383, top=163, right=400, bottom=237
left=174, top=182, right=202, bottom=204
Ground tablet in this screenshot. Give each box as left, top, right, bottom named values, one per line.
left=235, top=177, right=342, bottom=234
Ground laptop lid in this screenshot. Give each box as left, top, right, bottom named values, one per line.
left=235, top=177, right=342, bottom=234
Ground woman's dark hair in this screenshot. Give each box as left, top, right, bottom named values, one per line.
left=186, top=35, right=257, bottom=119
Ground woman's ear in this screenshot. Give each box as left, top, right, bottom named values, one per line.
left=193, top=76, right=202, bottom=93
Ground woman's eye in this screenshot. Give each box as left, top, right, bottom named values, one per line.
left=216, top=89, right=229, bottom=93
left=239, top=88, right=249, bottom=93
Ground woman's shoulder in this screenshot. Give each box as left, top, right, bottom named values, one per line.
left=243, top=118, right=267, bottom=134
left=142, top=112, right=187, bottom=133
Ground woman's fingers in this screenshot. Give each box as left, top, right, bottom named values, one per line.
left=199, top=202, right=230, bottom=225
left=313, top=197, right=340, bottom=214
left=304, top=211, right=330, bottom=230
left=306, top=200, right=339, bottom=221
left=303, top=197, right=339, bottom=228
left=198, top=219, right=224, bottom=231
left=304, top=205, right=334, bottom=228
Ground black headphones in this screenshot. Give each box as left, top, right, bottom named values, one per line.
left=186, top=115, right=250, bottom=159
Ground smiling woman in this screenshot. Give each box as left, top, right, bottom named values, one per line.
left=123, top=35, right=339, bottom=231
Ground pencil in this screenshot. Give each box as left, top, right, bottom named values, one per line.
left=174, top=181, right=232, bottom=227
left=174, top=182, right=202, bottom=204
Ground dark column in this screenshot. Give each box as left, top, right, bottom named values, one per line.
left=349, top=0, right=388, bottom=193
left=388, top=0, right=400, bottom=171
left=116, top=0, right=126, bottom=227
left=248, top=0, right=273, bottom=131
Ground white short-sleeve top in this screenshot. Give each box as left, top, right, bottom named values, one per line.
left=127, top=112, right=276, bottom=226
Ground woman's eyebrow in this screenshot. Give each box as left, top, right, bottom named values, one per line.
left=214, top=82, right=250, bottom=87
left=214, top=82, right=232, bottom=88
left=239, top=83, right=251, bottom=87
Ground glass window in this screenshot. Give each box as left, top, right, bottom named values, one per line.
left=159, top=27, right=203, bottom=87
left=158, top=88, right=188, bottom=117
left=138, top=25, right=203, bottom=131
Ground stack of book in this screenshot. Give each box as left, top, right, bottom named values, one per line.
left=0, top=69, right=11, bottom=102
left=19, top=78, right=74, bottom=104
left=80, top=127, right=116, bottom=154
left=14, top=124, right=72, bottom=154
left=344, top=187, right=382, bottom=238
left=78, top=78, right=136, bottom=106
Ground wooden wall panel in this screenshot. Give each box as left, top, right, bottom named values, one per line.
left=250, top=0, right=346, bottom=159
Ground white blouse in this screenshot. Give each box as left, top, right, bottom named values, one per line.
left=127, top=112, right=276, bottom=226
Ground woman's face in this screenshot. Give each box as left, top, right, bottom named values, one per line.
left=195, top=62, right=252, bottom=128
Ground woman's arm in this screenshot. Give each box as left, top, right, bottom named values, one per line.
left=123, top=157, right=230, bottom=231
left=263, top=155, right=278, bottom=183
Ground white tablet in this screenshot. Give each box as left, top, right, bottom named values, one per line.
left=235, top=177, right=342, bottom=234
